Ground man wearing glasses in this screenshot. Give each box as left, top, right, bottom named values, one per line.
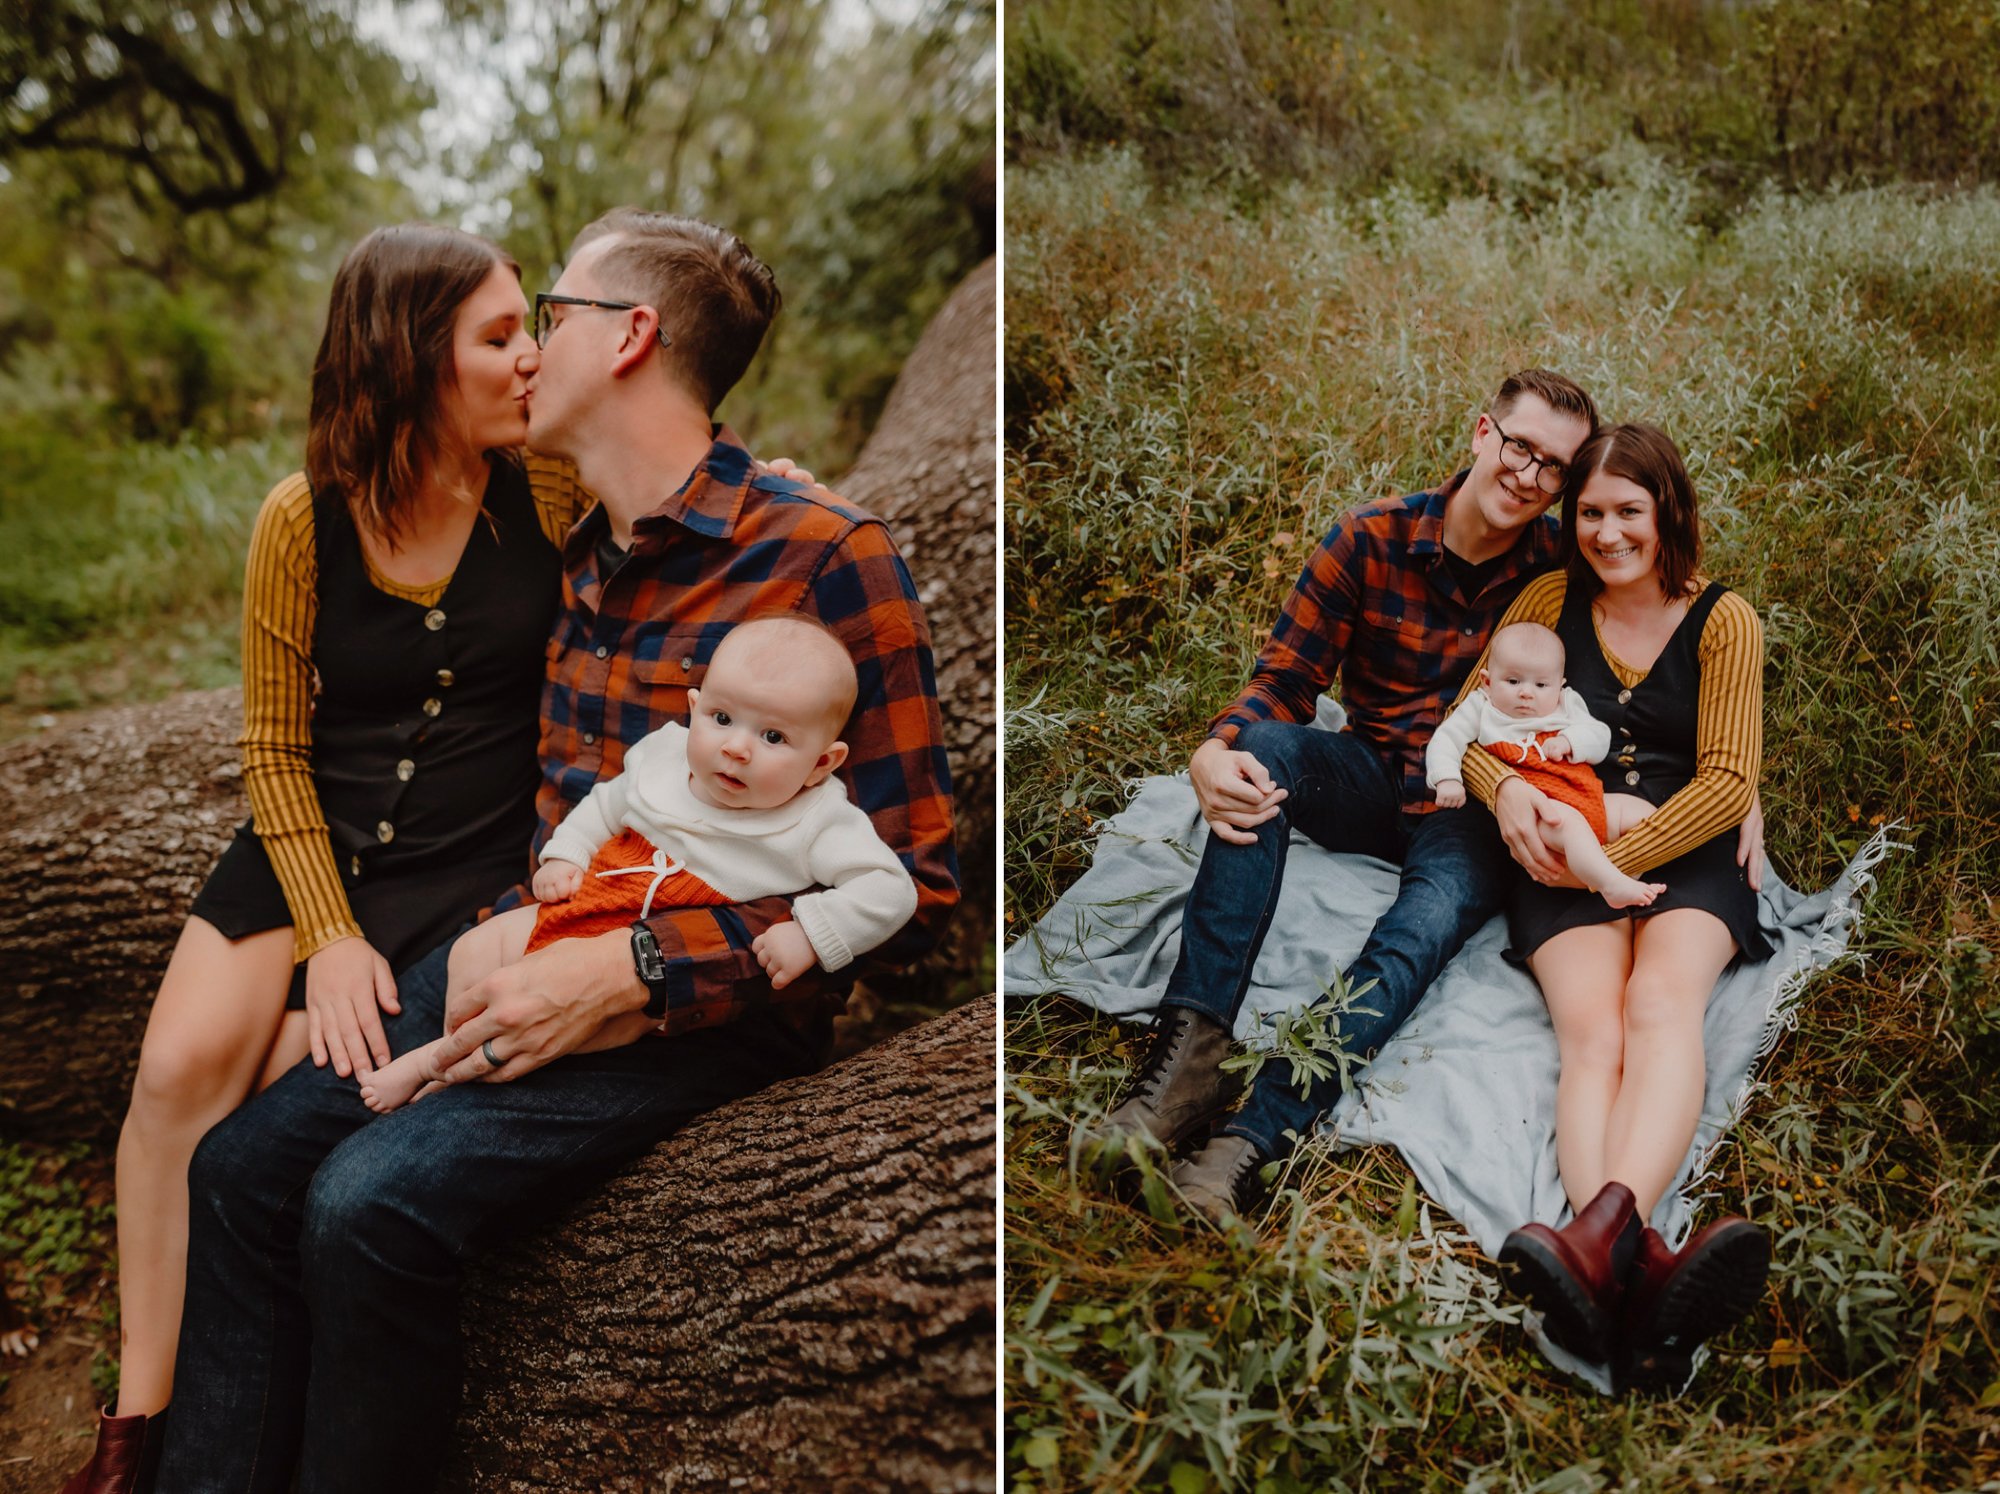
left=158, top=210, right=957, bottom=1488
left=1075, top=370, right=1603, bottom=1223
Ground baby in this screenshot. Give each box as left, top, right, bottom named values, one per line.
left=360, top=614, right=918, bottom=1112
left=1426, top=621, right=1664, bottom=910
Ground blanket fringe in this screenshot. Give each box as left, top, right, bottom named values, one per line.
left=1668, top=823, right=1908, bottom=1237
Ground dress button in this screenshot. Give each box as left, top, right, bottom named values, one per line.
left=423, top=697, right=442, bottom=718
left=350, top=855, right=363, bottom=876
left=424, top=608, right=446, bottom=631
left=681, top=654, right=695, bottom=670
left=595, top=644, right=610, bottom=660
left=435, top=668, right=455, bottom=687
left=582, top=732, right=595, bottom=745
left=1624, top=770, right=1640, bottom=786
left=376, top=821, right=396, bottom=844
left=396, top=758, right=415, bottom=781
left=1617, top=688, right=1632, bottom=704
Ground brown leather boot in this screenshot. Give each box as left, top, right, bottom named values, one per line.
left=58, top=1405, right=166, bottom=1494
left=1498, top=1180, right=1641, bottom=1364
left=1169, top=1133, right=1269, bottom=1227
left=1073, top=1008, right=1242, bottom=1173
left=1615, top=1220, right=1769, bottom=1395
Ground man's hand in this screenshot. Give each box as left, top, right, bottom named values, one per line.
left=1434, top=779, right=1466, bottom=809
left=1542, top=733, right=1574, bottom=762
left=1736, top=788, right=1766, bottom=892
left=304, top=935, right=400, bottom=1077
left=430, top=929, right=646, bottom=1087
left=1494, top=776, right=1577, bottom=885
left=751, top=921, right=819, bottom=989
left=532, top=860, right=584, bottom=903
left=1189, top=737, right=1288, bottom=846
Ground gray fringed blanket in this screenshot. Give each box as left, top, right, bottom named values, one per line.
left=1004, top=713, right=1894, bottom=1390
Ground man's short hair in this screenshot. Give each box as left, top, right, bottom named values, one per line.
left=1490, top=368, right=1599, bottom=434
left=569, top=209, right=782, bottom=413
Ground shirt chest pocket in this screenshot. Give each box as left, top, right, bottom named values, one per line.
left=624, top=629, right=713, bottom=729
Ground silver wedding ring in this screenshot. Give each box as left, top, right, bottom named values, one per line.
left=481, top=1039, right=502, bottom=1069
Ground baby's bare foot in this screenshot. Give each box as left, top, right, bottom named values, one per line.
left=1600, top=875, right=1667, bottom=909
left=359, top=1053, right=432, bottom=1113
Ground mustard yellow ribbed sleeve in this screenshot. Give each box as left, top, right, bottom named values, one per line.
left=1602, top=590, right=1761, bottom=875
left=1456, top=574, right=1762, bottom=875
left=237, top=476, right=364, bottom=962
left=523, top=451, right=595, bottom=545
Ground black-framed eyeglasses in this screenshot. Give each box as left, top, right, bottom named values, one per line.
left=1488, top=415, right=1568, bottom=495
left=534, top=293, right=673, bottom=351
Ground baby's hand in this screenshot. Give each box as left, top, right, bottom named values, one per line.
left=1435, top=779, right=1466, bottom=809
left=1543, top=734, right=1574, bottom=762
left=532, top=861, right=584, bottom=903
left=751, top=921, right=820, bottom=990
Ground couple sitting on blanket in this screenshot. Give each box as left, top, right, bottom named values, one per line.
left=1075, top=369, right=1772, bottom=1393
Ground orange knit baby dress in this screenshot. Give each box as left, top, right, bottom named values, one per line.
left=1484, top=732, right=1609, bottom=842
left=524, top=827, right=731, bottom=952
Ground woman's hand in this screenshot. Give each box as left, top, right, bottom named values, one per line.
left=1736, top=789, right=1765, bottom=892
left=1494, top=776, right=1573, bottom=884
left=304, top=935, right=400, bottom=1078
left=1189, top=737, right=1288, bottom=845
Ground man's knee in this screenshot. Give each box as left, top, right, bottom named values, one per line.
left=300, top=1140, right=447, bottom=1288
left=1234, top=719, right=1319, bottom=789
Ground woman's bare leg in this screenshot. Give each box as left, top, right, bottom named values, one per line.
left=1528, top=920, right=1634, bottom=1214
left=252, top=1010, right=312, bottom=1092
left=1603, top=908, right=1738, bottom=1217
left=112, top=917, right=296, bottom=1416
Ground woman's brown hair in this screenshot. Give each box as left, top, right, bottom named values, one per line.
left=1561, top=422, right=1703, bottom=602
left=304, top=224, right=519, bottom=548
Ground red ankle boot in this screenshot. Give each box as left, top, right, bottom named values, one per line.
left=1615, top=1220, right=1769, bottom=1395
left=58, top=1405, right=166, bottom=1494
left=1499, top=1180, right=1641, bottom=1364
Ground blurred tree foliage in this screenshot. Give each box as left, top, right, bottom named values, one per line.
left=1007, top=0, right=2000, bottom=207
left=0, top=0, right=992, bottom=721
left=445, top=0, right=994, bottom=458
left=0, top=0, right=427, bottom=441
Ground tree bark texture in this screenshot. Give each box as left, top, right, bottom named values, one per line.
left=0, top=259, right=996, bottom=1145
left=838, top=258, right=996, bottom=1003
left=449, top=994, right=995, bottom=1493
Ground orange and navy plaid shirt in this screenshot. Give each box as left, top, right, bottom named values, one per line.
left=1208, top=471, right=1561, bottom=812
left=497, top=428, right=958, bottom=1037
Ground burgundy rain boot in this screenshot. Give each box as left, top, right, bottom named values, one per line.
left=1498, top=1180, right=1641, bottom=1364
left=58, top=1405, right=166, bottom=1494
left=1615, top=1219, right=1770, bottom=1395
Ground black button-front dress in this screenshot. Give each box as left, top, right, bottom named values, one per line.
left=192, top=462, right=562, bottom=1006
left=1506, top=579, right=1773, bottom=963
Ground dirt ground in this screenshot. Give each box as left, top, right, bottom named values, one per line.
left=0, top=1332, right=101, bottom=1491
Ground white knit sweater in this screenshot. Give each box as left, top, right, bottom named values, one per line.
left=539, top=723, right=917, bottom=972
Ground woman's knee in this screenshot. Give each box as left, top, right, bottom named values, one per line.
left=1558, top=1014, right=1625, bottom=1078
left=1621, top=967, right=1704, bottom=1036
left=129, top=1023, right=258, bottom=1122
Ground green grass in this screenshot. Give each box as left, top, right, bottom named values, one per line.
left=1004, top=150, right=2000, bottom=1490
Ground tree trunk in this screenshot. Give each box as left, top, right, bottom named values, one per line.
left=450, top=995, right=995, bottom=1493
left=837, top=258, right=996, bottom=1008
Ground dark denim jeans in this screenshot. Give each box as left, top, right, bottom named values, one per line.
left=1161, top=721, right=1512, bottom=1158
left=154, top=936, right=821, bottom=1494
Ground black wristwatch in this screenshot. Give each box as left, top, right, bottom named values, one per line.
left=630, top=922, right=672, bottom=1020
